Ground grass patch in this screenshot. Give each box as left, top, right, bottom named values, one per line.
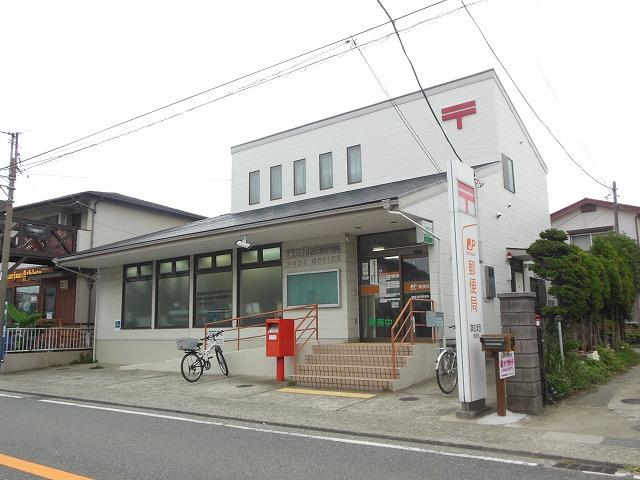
left=70, top=352, right=94, bottom=365
left=545, top=338, right=639, bottom=401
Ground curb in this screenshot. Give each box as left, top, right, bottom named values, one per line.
left=0, top=387, right=629, bottom=470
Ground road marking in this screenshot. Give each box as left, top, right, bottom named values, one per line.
left=0, top=453, right=93, bottom=480
left=277, top=387, right=376, bottom=399
left=0, top=393, right=23, bottom=399
left=39, top=399, right=538, bottom=467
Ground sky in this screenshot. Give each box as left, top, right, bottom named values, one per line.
left=1, top=0, right=639, bottom=218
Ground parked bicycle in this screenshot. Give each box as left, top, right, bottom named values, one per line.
left=435, top=325, right=457, bottom=394
left=177, top=330, right=228, bottom=382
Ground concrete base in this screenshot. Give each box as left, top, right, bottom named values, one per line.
left=477, top=410, right=527, bottom=425
left=455, top=398, right=491, bottom=419
left=390, top=343, right=438, bottom=391
left=0, top=350, right=92, bottom=373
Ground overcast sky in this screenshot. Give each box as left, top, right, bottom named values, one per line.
left=1, top=0, right=638, bottom=219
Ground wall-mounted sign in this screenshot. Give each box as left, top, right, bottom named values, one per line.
left=114, top=319, right=121, bottom=331
left=285, top=243, right=341, bottom=267
left=60, top=280, right=69, bottom=290
left=441, top=100, right=477, bottom=129
left=7, top=268, right=46, bottom=282
left=426, top=311, right=444, bottom=327
left=417, top=220, right=434, bottom=245
left=369, top=259, right=378, bottom=285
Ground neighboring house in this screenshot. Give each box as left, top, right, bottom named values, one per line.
left=58, top=70, right=550, bottom=376
left=550, top=197, right=640, bottom=320
left=6, top=192, right=205, bottom=325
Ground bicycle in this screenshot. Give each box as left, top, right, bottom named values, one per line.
left=177, top=330, right=229, bottom=382
left=435, top=325, right=457, bottom=394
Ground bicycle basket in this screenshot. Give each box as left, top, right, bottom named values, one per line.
left=176, top=338, right=200, bottom=351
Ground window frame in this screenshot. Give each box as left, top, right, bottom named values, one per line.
left=293, top=159, right=306, bottom=196
left=502, top=154, right=516, bottom=193
left=286, top=268, right=340, bottom=308
left=270, top=164, right=282, bottom=201
left=249, top=170, right=260, bottom=205
left=154, top=256, right=191, bottom=329
left=121, top=262, right=153, bottom=330
left=236, top=243, right=282, bottom=318
left=347, top=144, right=362, bottom=185
left=319, top=151, right=333, bottom=190
left=193, top=250, right=233, bottom=328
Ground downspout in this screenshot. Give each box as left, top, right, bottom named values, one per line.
left=635, top=214, right=639, bottom=245
left=89, top=198, right=102, bottom=249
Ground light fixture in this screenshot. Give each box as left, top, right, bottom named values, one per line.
left=372, top=246, right=385, bottom=252
left=354, top=226, right=362, bottom=229
left=234, top=234, right=252, bottom=249
left=496, top=211, right=502, bottom=219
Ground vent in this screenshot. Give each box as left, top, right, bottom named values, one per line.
left=484, top=265, right=496, bottom=298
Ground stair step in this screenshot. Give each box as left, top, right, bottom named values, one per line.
left=297, top=364, right=398, bottom=379
left=313, top=343, right=413, bottom=356
left=305, top=353, right=408, bottom=367
left=290, top=374, right=390, bottom=392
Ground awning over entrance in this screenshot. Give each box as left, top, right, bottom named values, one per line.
left=506, top=247, right=532, bottom=262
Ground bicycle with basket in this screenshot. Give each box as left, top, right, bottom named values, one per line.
left=177, top=330, right=228, bottom=382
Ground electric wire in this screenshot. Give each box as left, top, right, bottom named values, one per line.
left=376, top=0, right=464, bottom=163
left=16, top=1, right=478, bottom=173
left=18, top=0, right=450, bottom=165
left=459, top=0, right=611, bottom=191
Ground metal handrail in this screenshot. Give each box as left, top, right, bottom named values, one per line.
left=390, top=298, right=435, bottom=379
left=3, top=327, right=93, bottom=353
left=293, top=304, right=319, bottom=374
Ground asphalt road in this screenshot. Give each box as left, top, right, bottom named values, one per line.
left=0, top=394, right=628, bottom=480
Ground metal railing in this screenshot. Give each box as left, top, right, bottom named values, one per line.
left=3, top=327, right=94, bottom=353
left=390, top=298, right=435, bottom=379
left=204, top=304, right=319, bottom=373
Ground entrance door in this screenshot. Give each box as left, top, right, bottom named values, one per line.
left=401, top=255, right=431, bottom=338
left=359, top=256, right=402, bottom=341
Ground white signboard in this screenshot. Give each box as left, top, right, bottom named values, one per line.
left=114, top=319, right=121, bottom=332
left=499, top=351, right=516, bottom=379
left=448, top=160, right=487, bottom=406
left=210, top=329, right=225, bottom=347
left=369, top=259, right=378, bottom=285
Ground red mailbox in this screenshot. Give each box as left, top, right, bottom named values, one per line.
left=266, top=318, right=295, bottom=381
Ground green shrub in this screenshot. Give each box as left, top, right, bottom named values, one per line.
left=626, top=329, right=640, bottom=345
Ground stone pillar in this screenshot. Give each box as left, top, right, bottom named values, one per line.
left=498, top=292, right=543, bottom=415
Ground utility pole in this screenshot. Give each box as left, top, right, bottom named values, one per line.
left=0, top=132, right=18, bottom=345
left=612, top=180, right=619, bottom=234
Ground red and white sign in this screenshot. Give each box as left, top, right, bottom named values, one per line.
left=441, top=100, right=477, bottom=129
left=499, top=351, right=516, bottom=379
left=457, top=181, right=476, bottom=216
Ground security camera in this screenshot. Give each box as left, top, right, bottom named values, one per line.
left=496, top=211, right=502, bottom=219
left=235, top=235, right=252, bottom=249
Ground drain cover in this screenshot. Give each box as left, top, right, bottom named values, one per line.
left=621, top=398, right=640, bottom=405
left=554, top=462, right=617, bottom=475
left=399, top=396, right=419, bottom=402
left=602, top=437, right=640, bottom=449
left=236, top=384, right=254, bottom=388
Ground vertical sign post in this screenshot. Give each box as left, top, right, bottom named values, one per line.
left=447, top=160, right=487, bottom=415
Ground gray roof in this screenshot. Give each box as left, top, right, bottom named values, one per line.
left=14, top=191, right=206, bottom=221
left=61, top=174, right=445, bottom=259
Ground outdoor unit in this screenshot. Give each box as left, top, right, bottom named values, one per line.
left=484, top=265, right=496, bottom=299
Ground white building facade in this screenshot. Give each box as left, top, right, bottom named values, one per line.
left=58, top=70, right=550, bottom=380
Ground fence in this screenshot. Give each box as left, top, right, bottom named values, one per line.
left=2, top=327, right=93, bottom=353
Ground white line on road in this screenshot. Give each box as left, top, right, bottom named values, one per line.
left=0, top=393, right=23, bottom=399
left=39, top=399, right=539, bottom=467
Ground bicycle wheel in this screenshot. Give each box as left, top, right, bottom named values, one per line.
left=215, top=347, right=229, bottom=376
left=436, top=349, right=458, bottom=394
left=181, top=352, right=204, bottom=382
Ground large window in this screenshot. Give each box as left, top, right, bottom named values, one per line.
left=347, top=145, right=362, bottom=184
left=194, top=251, right=233, bottom=328
left=249, top=170, right=260, bottom=205
left=270, top=165, right=282, bottom=200
left=15, top=285, right=40, bottom=314
left=294, top=159, right=306, bottom=195
left=122, top=263, right=152, bottom=329
left=319, top=152, right=333, bottom=190
left=502, top=154, right=515, bottom=193
left=287, top=270, right=340, bottom=307
left=238, top=244, right=282, bottom=325
left=156, top=257, right=190, bottom=328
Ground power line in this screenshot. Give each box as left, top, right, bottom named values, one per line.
left=15, top=1, right=474, bottom=173
left=376, top=0, right=464, bottom=163
left=19, top=0, right=450, bottom=165
left=459, top=0, right=611, bottom=191
left=355, top=41, right=447, bottom=183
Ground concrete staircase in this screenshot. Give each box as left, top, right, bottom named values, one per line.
left=290, top=343, right=416, bottom=392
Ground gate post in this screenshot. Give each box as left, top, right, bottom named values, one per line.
left=498, top=292, right=544, bottom=415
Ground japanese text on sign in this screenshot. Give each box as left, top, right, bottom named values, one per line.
left=499, top=351, right=515, bottom=379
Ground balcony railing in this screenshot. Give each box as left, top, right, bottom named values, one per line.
left=2, top=218, right=77, bottom=262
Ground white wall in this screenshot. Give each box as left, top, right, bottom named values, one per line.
left=552, top=206, right=639, bottom=244
left=231, top=75, right=498, bottom=213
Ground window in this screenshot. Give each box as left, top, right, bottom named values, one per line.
left=194, top=251, right=232, bottom=328
left=294, top=159, right=306, bottom=195
left=15, top=285, right=39, bottom=315
left=44, top=287, right=56, bottom=319
left=570, top=232, right=608, bottom=250
left=270, top=165, right=282, bottom=200
left=347, top=145, right=362, bottom=184
left=238, top=244, right=282, bottom=325
left=249, top=170, right=260, bottom=205
left=156, top=257, right=190, bottom=328
left=122, top=263, right=152, bottom=329
left=319, top=152, right=333, bottom=190
left=287, top=270, right=340, bottom=307
left=502, top=154, right=515, bottom=193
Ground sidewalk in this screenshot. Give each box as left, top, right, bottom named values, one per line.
left=1, top=359, right=639, bottom=467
